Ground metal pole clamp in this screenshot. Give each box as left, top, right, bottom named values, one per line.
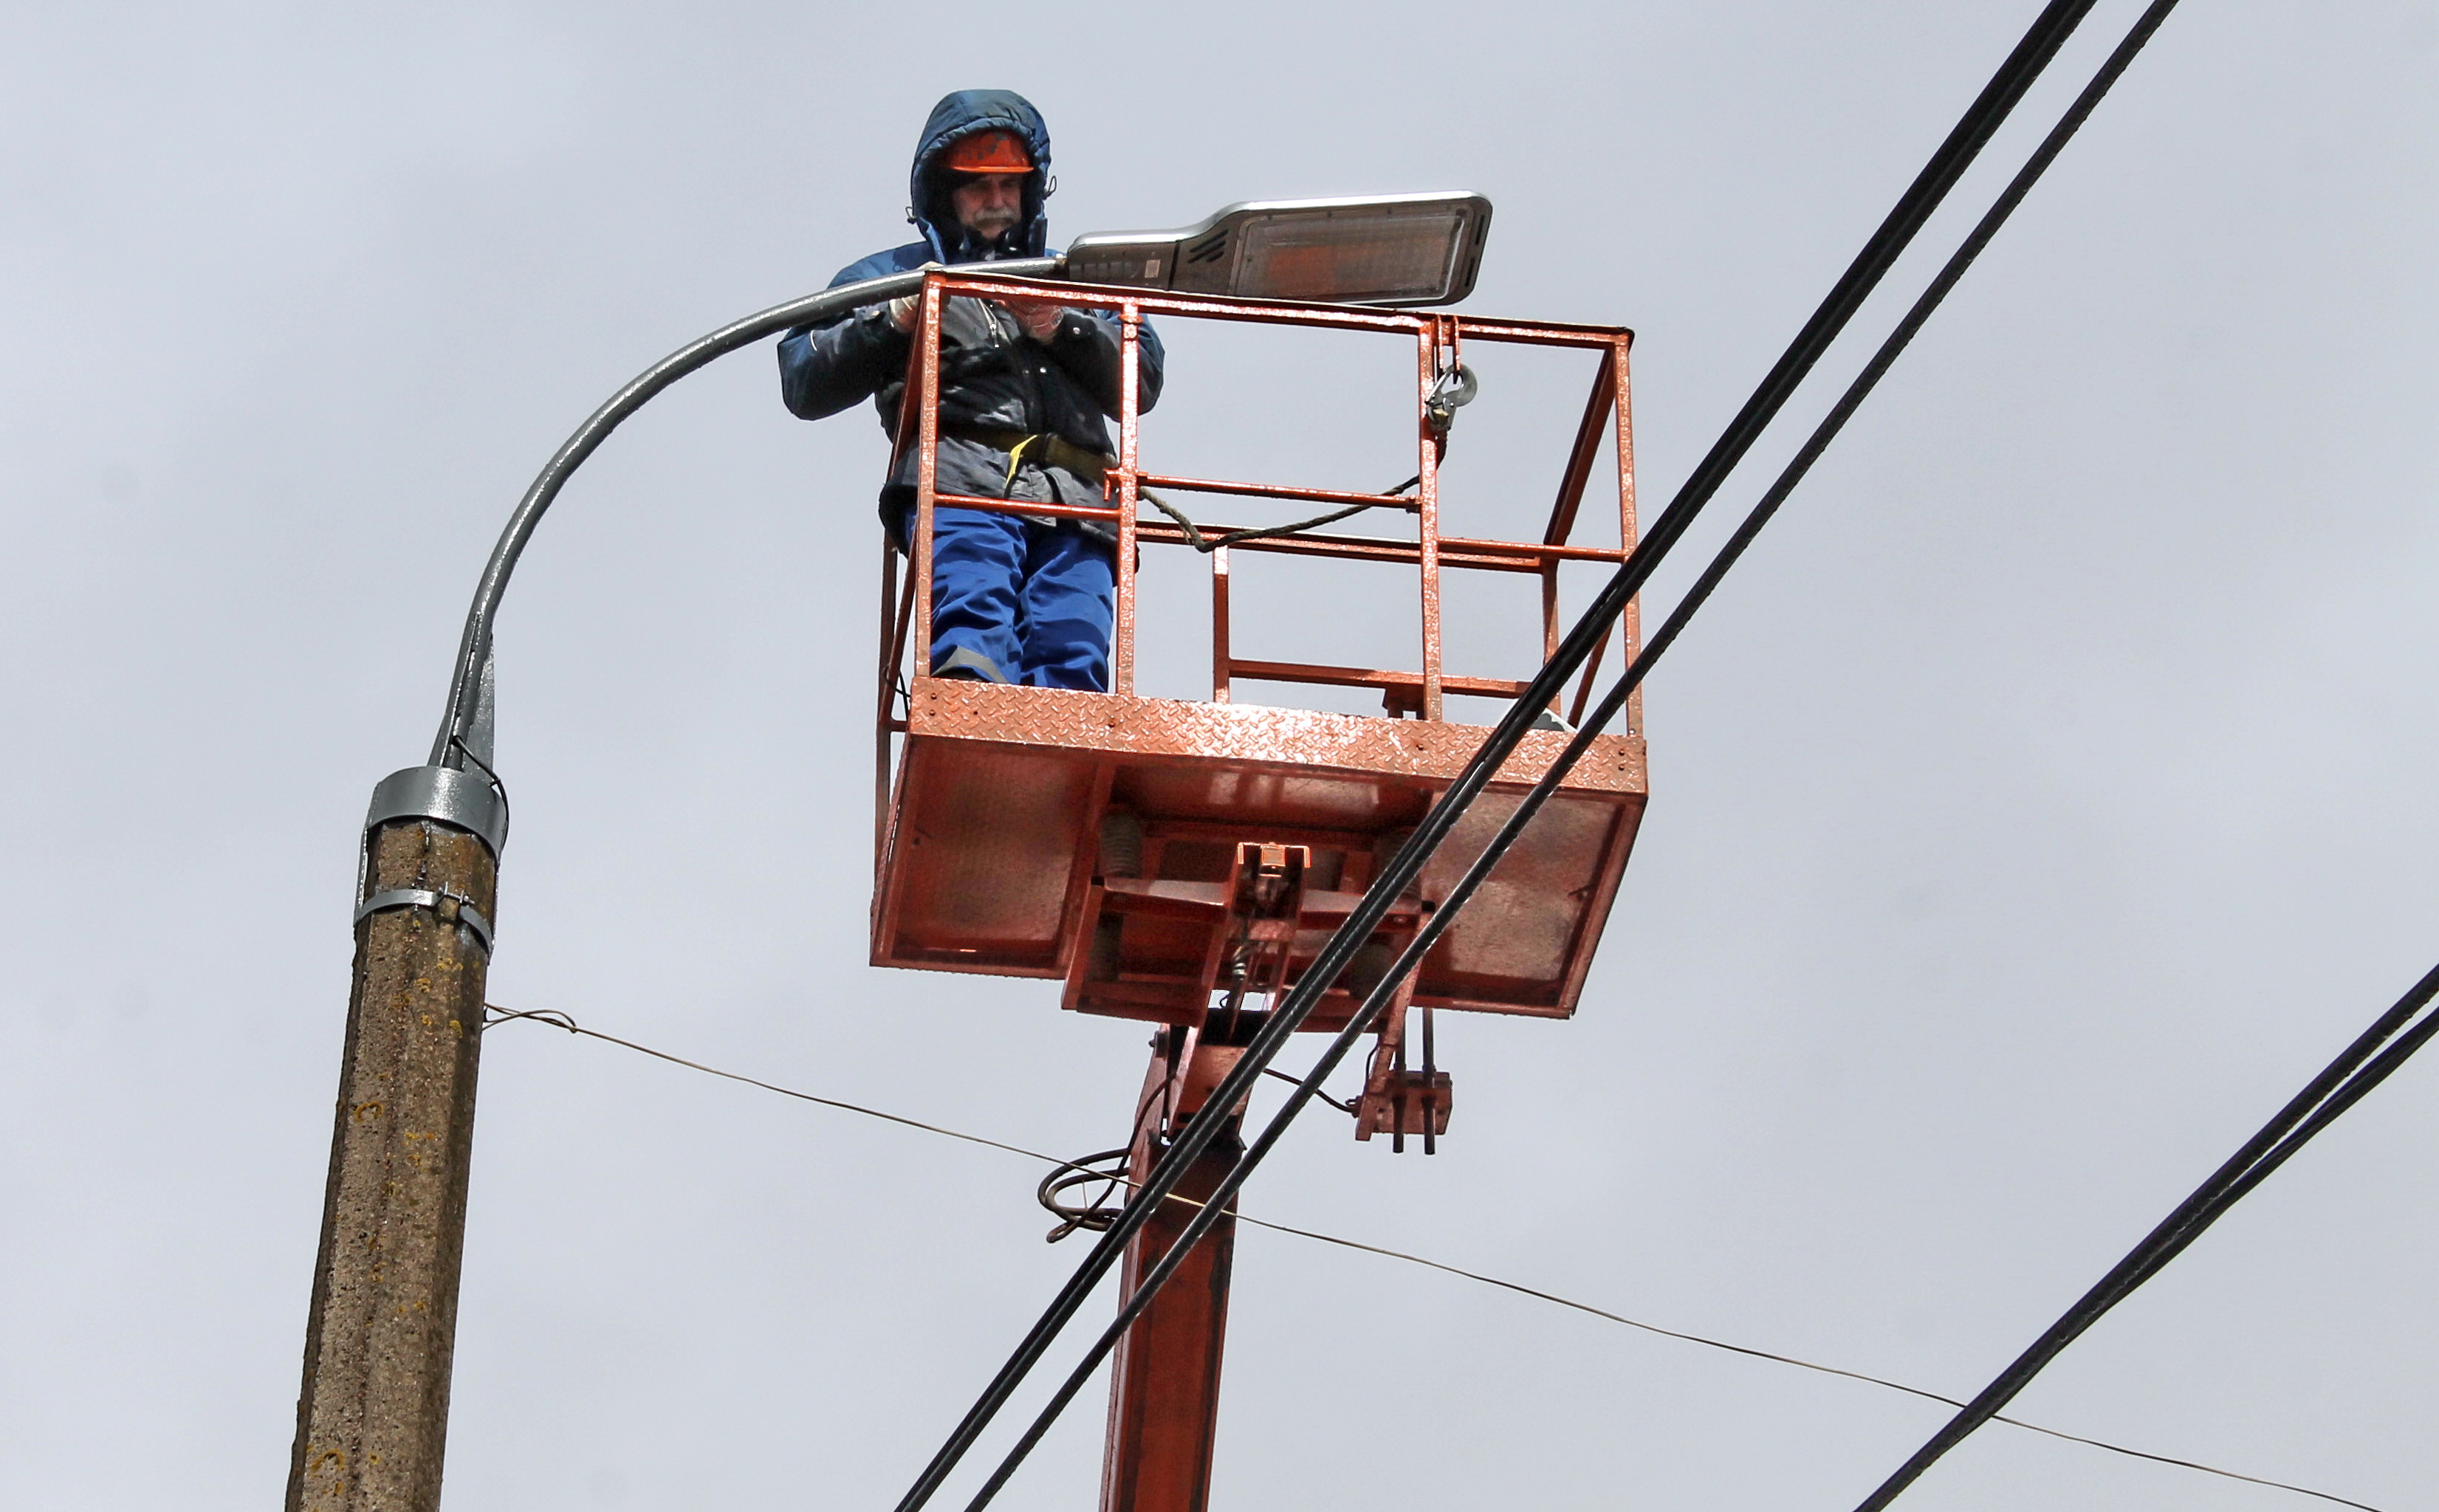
left=366, top=765, right=509, bottom=859
left=354, top=888, right=495, bottom=955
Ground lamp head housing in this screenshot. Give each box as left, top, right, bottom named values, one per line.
left=1064, top=191, right=1492, bottom=306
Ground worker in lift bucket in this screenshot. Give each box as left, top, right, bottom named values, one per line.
left=778, top=89, right=1165, bottom=691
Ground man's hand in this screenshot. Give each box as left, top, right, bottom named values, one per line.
left=1012, top=302, right=1068, bottom=343
left=887, top=262, right=946, bottom=332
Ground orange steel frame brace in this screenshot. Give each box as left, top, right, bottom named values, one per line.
left=874, top=272, right=1639, bottom=1512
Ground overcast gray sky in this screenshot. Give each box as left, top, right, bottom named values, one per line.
left=5, top=1, right=2435, bottom=1508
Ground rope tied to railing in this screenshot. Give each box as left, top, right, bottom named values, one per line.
left=1136, top=481, right=1410, bottom=553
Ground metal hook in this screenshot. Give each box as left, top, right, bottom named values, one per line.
left=1424, top=362, right=1478, bottom=439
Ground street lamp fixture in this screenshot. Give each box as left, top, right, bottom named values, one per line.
left=1063, top=191, right=1493, bottom=306
left=297, top=183, right=1502, bottom=1510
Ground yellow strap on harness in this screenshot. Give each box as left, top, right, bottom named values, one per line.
left=997, top=432, right=1113, bottom=489
left=1002, top=433, right=1042, bottom=490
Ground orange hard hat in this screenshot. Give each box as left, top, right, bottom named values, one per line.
left=942, top=129, right=1033, bottom=174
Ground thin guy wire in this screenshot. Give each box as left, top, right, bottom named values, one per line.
left=479, top=1004, right=2386, bottom=1512
left=953, top=1, right=2167, bottom=1499
left=480, top=1006, right=1055, bottom=1165
left=894, top=10, right=2106, bottom=1504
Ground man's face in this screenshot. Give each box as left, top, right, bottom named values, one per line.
left=950, top=173, right=1024, bottom=242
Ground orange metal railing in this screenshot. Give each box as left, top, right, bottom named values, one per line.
left=874, top=267, right=1640, bottom=831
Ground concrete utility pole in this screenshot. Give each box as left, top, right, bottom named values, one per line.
left=287, top=763, right=504, bottom=1512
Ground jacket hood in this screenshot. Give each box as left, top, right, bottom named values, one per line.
left=909, top=89, right=1053, bottom=263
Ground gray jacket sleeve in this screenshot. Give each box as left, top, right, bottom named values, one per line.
left=777, top=305, right=912, bottom=422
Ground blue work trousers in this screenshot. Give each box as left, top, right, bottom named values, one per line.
left=911, top=505, right=1115, bottom=691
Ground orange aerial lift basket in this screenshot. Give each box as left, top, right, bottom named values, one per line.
left=870, top=267, right=1647, bottom=1042
left=866, top=265, right=1645, bottom=1512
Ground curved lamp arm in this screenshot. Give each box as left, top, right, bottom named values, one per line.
left=425, top=255, right=1066, bottom=770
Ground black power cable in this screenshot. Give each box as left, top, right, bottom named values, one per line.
left=949, top=5, right=2186, bottom=1503
left=891, top=4, right=2105, bottom=1508
left=1850, top=958, right=2439, bottom=1511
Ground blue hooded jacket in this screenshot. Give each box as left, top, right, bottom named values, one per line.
left=775, top=89, right=1164, bottom=533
